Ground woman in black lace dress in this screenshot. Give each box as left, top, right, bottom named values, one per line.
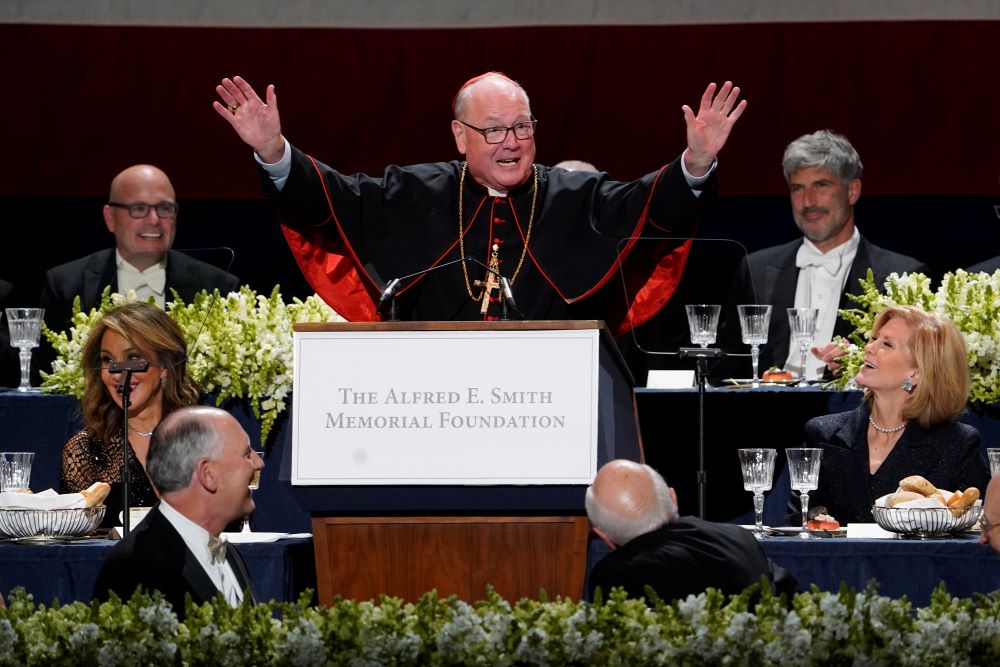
left=60, top=302, right=199, bottom=527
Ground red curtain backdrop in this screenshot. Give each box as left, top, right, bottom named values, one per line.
left=1, top=21, right=997, bottom=199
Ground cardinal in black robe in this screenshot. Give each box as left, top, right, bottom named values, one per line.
left=214, top=72, right=747, bottom=334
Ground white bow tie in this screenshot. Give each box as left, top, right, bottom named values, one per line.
left=207, top=534, right=228, bottom=564
left=137, top=266, right=167, bottom=296
left=795, top=243, right=844, bottom=276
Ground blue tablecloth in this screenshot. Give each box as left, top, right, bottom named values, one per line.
left=0, top=536, right=316, bottom=606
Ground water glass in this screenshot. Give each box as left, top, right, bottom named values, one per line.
left=738, top=448, right=777, bottom=540
left=988, top=448, right=1000, bottom=477
left=0, top=451, right=35, bottom=493
left=243, top=450, right=264, bottom=533
left=737, top=304, right=772, bottom=387
left=786, top=448, right=823, bottom=538
left=787, top=307, right=819, bottom=383
left=685, top=304, right=721, bottom=348
left=5, top=307, right=45, bottom=393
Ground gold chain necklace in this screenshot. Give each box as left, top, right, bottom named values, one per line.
left=458, top=162, right=538, bottom=302
left=128, top=423, right=154, bottom=437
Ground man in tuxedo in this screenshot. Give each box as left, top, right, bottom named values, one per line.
left=586, top=459, right=795, bottom=604
left=92, top=406, right=263, bottom=618
left=39, top=164, right=240, bottom=334
left=722, top=130, right=926, bottom=380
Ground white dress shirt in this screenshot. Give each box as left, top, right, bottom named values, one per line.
left=787, top=227, right=860, bottom=380
left=158, top=500, right=243, bottom=606
left=116, top=250, right=167, bottom=308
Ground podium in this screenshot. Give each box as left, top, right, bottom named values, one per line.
left=287, top=320, right=642, bottom=603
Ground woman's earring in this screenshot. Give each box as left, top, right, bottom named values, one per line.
left=901, top=377, right=914, bottom=393
left=161, top=375, right=167, bottom=387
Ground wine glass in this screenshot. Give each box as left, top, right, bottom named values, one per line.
left=5, top=308, right=45, bottom=393
left=738, top=448, right=777, bottom=540
left=242, top=450, right=264, bottom=533
left=787, top=307, right=819, bottom=385
left=685, top=304, right=721, bottom=348
left=736, top=305, right=772, bottom=387
left=786, top=447, right=823, bottom=538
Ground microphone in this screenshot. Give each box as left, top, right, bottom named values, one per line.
left=376, top=278, right=401, bottom=319
left=375, top=257, right=474, bottom=320
left=107, top=360, right=151, bottom=374
left=499, top=276, right=522, bottom=319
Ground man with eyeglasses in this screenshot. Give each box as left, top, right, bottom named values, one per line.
left=213, top=71, right=745, bottom=328
left=39, top=164, right=240, bottom=341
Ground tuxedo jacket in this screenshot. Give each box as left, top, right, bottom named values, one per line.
left=720, top=235, right=927, bottom=375
left=588, top=516, right=797, bottom=604
left=40, top=248, right=240, bottom=333
left=92, top=505, right=256, bottom=619
left=801, top=404, right=989, bottom=524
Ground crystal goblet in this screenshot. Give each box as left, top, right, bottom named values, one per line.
left=786, top=447, right=823, bottom=538
left=685, top=304, right=721, bottom=348
left=5, top=308, right=44, bottom=393
left=736, top=304, right=772, bottom=387
left=787, top=307, right=819, bottom=385
left=738, top=448, right=777, bottom=540
left=241, top=450, right=264, bottom=533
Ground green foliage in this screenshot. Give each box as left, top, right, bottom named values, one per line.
left=39, top=286, right=344, bottom=443
left=4, top=583, right=1000, bottom=665
left=831, top=269, right=1000, bottom=405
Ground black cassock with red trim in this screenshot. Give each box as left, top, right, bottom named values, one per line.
left=267, top=145, right=716, bottom=335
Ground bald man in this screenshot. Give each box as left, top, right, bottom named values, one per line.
left=37, top=165, right=239, bottom=373
left=979, top=475, right=1000, bottom=555
left=93, top=406, right=263, bottom=618
left=586, top=459, right=795, bottom=604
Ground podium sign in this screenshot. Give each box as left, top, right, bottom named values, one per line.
left=292, top=327, right=599, bottom=486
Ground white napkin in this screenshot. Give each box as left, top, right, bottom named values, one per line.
left=0, top=488, right=88, bottom=510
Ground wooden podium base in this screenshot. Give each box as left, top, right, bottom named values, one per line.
left=312, top=515, right=590, bottom=604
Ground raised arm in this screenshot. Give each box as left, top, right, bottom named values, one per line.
left=213, top=76, right=285, bottom=164
left=681, top=81, right=747, bottom=177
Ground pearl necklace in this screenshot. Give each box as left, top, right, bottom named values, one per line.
left=869, top=415, right=906, bottom=434
left=128, top=423, right=154, bottom=437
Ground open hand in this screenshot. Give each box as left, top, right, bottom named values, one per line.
left=213, top=76, right=284, bottom=163
left=682, top=81, right=747, bottom=176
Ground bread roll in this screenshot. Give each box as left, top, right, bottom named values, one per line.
left=899, top=475, right=937, bottom=497
left=887, top=490, right=925, bottom=507
left=81, top=481, right=110, bottom=508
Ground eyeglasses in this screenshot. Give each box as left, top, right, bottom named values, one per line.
left=458, top=119, right=538, bottom=144
left=108, top=201, right=179, bottom=219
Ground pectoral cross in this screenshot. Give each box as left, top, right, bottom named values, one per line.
left=473, top=243, right=502, bottom=315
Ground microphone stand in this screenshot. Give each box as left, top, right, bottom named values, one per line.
left=108, top=359, right=150, bottom=537
left=677, top=347, right=723, bottom=519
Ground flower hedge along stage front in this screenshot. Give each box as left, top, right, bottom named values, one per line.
left=830, top=269, right=1000, bottom=406
left=3, top=584, right=1000, bottom=665
left=41, top=286, right=344, bottom=442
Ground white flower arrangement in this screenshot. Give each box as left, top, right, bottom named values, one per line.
left=833, top=269, right=1000, bottom=406
left=5, top=584, right=1000, bottom=665
left=41, top=286, right=344, bottom=442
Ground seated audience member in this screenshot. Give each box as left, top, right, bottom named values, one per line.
left=1, top=278, right=22, bottom=387
left=586, top=459, right=796, bottom=604
left=979, top=475, right=1000, bottom=555
left=37, top=165, right=239, bottom=376
left=61, top=302, right=200, bottom=527
left=93, top=406, right=263, bottom=617
left=722, top=130, right=927, bottom=380
left=797, top=306, right=988, bottom=524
